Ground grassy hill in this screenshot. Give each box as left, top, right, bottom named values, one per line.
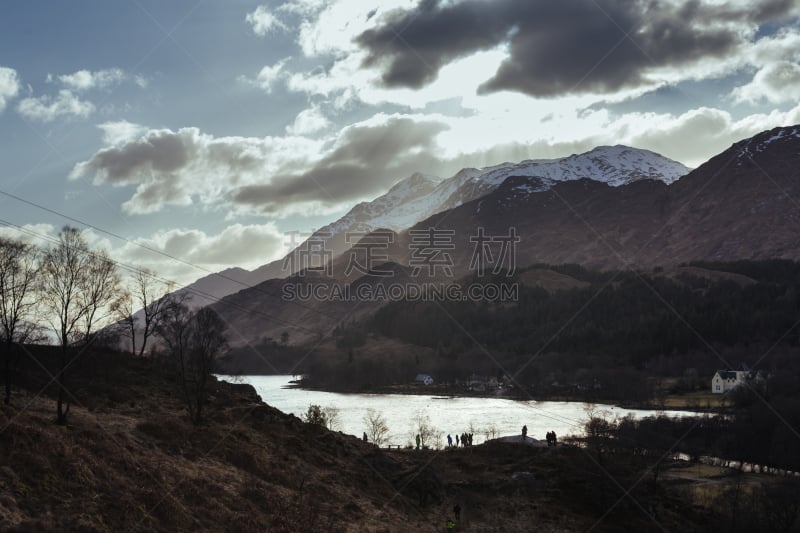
left=0, top=347, right=745, bottom=531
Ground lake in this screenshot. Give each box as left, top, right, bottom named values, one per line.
left=220, top=375, right=702, bottom=447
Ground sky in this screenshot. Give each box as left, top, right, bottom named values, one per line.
left=1, top=0, right=799, bottom=285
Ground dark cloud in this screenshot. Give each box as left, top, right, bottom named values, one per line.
left=356, top=0, right=798, bottom=97
left=232, top=116, right=449, bottom=213
left=73, top=129, right=194, bottom=185
left=71, top=127, right=282, bottom=213
left=72, top=118, right=455, bottom=216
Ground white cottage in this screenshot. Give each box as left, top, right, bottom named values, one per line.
left=711, top=369, right=747, bottom=394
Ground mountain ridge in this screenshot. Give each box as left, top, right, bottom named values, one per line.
left=174, top=144, right=690, bottom=306
left=207, top=124, right=800, bottom=347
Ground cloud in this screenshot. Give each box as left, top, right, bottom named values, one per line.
left=17, top=89, right=95, bottom=122
left=286, top=105, right=331, bottom=135
left=246, top=5, right=288, bottom=36
left=231, top=115, right=449, bottom=214
left=70, top=125, right=324, bottom=215
left=71, top=114, right=452, bottom=216
left=355, top=0, right=799, bottom=97
left=733, top=61, right=800, bottom=104
left=258, top=0, right=799, bottom=118
left=116, top=223, right=286, bottom=277
left=278, top=0, right=327, bottom=17
left=0, top=66, right=20, bottom=112
left=98, top=120, right=148, bottom=146
left=614, top=103, right=800, bottom=167
left=17, top=67, right=143, bottom=122
left=0, top=223, right=57, bottom=247
left=57, top=68, right=127, bottom=91
left=72, top=95, right=800, bottom=220
left=240, top=57, right=290, bottom=92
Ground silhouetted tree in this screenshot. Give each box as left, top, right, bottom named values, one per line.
left=0, top=237, right=40, bottom=404
left=114, top=268, right=171, bottom=357
left=40, top=227, right=120, bottom=424
left=157, top=298, right=227, bottom=424
left=303, top=404, right=327, bottom=426
left=363, top=408, right=390, bottom=446
left=412, top=410, right=434, bottom=449
left=584, top=404, right=613, bottom=464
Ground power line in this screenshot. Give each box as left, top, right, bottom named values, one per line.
left=0, top=218, right=322, bottom=336
left=0, top=187, right=341, bottom=322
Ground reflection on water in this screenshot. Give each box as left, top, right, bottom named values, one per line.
left=220, top=375, right=701, bottom=446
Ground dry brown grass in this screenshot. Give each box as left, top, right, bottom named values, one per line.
left=0, top=349, right=729, bottom=531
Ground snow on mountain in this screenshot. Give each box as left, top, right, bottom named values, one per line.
left=736, top=125, right=800, bottom=162
left=319, top=145, right=689, bottom=237
left=436, top=145, right=689, bottom=212
left=321, top=172, right=442, bottom=234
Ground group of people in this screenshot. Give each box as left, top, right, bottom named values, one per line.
left=402, top=427, right=556, bottom=449
left=446, top=432, right=474, bottom=448
left=522, top=425, right=558, bottom=446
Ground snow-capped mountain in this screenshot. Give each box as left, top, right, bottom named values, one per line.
left=205, top=125, right=800, bottom=349
left=151, top=145, right=690, bottom=311
left=320, top=145, right=689, bottom=237
left=432, top=145, right=689, bottom=213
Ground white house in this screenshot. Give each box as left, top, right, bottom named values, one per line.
left=415, top=374, right=434, bottom=386
left=711, top=369, right=747, bottom=394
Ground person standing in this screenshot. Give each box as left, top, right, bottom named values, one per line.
left=363, top=432, right=368, bottom=443
left=522, top=425, right=528, bottom=441
left=447, top=434, right=453, bottom=447
left=416, top=433, right=421, bottom=450
left=453, top=503, right=461, bottom=521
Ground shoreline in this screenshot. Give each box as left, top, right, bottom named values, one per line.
left=283, top=379, right=719, bottom=414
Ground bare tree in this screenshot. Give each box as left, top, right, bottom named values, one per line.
left=77, top=247, right=121, bottom=346
left=583, top=403, right=612, bottom=463
left=115, top=268, right=171, bottom=357
left=411, top=410, right=435, bottom=449
left=364, top=408, right=390, bottom=446
left=40, top=226, right=121, bottom=424
left=113, top=290, right=137, bottom=355
left=157, top=299, right=227, bottom=424
left=483, top=422, right=499, bottom=442
left=157, top=293, right=193, bottom=367
left=189, top=307, right=227, bottom=423
left=0, top=237, right=40, bottom=404
left=322, top=406, right=340, bottom=431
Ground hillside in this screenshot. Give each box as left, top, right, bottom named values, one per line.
left=0, top=349, right=723, bottom=532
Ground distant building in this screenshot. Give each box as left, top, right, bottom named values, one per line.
left=466, top=374, right=498, bottom=391
left=711, top=369, right=747, bottom=394
left=415, top=374, right=434, bottom=386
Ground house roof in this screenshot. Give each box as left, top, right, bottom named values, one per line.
left=715, top=370, right=740, bottom=380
